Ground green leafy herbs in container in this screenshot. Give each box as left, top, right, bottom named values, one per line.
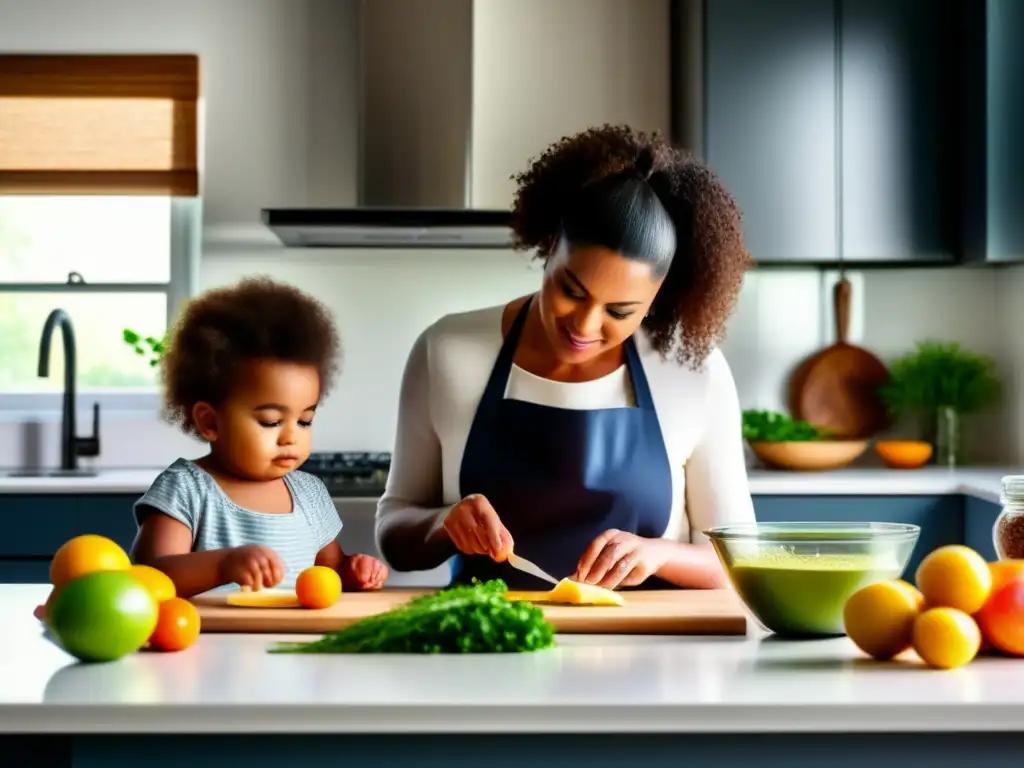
left=742, top=410, right=824, bottom=442
left=742, top=410, right=867, bottom=471
left=269, top=579, right=556, bottom=654
left=123, top=329, right=167, bottom=368
left=876, top=341, right=1001, bottom=467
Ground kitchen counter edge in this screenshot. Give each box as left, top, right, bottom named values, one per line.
left=0, top=466, right=1016, bottom=503
left=2, top=701, right=1022, bottom=735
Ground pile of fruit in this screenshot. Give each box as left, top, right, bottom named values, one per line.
left=43, top=534, right=201, bottom=663
left=844, top=544, right=1024, bottom=669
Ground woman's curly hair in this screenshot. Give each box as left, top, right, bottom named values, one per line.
left=510, top=124, right=753, bottom=368
left=160, top=276, right=342, bottom=437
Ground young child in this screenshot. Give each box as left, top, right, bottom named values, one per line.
left=130, top=276, right=388, bottom=599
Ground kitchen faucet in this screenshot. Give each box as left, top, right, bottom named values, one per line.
left=38, top=309, right=100, bottom=471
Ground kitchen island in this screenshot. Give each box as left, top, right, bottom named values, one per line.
left=3, top=585, right=1024, bottom=766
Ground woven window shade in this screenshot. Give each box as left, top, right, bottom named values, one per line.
left=0, top=54, right=199, bottom=196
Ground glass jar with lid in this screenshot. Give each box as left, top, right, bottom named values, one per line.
left=993, top=475, right=1024, bottom=559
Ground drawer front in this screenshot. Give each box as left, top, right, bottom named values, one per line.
left=0, top=496, right=78, bottom=557
left=0, top=558, right=52, bottom=583
left=77, top=496, right=140, bottom=555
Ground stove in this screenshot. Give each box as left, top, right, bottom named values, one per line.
left=300, top=452, right=391, bottom=497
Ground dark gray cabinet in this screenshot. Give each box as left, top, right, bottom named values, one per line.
left=839, top=0, right=958, bottom=263
left=704, top=0, right=838, bottom=264
left=1, top=494, right=138, bottom=583
left=703, top=0, right=960, bottom=265
left=752, top=495, right=963, bottom=584
left=963, top=496, right=999, bottom=561
left=962, top=0, right=1024, bottom=263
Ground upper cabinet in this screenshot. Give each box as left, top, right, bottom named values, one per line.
left=703, top=0, right=961, bottom=265
left=704, top=0, right=838, bottom=264
left=962, top=0, right=1024, bottom=264
left=839, top=0, right=958, bottom=264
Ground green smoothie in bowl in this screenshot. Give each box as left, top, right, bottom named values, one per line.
left=704, top=522, right=920, bottom=638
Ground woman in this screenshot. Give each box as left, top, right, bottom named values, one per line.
left=376, top=124, right=755, bottom=591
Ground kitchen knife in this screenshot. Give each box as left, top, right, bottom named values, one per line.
left=506, top=552, right=559, bottom=585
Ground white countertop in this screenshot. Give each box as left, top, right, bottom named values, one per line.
left=2, top=583, right=1024, bottom=734
left=0, top=465, right=1017, bottom=502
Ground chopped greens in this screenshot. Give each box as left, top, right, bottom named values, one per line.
left=269, top=579, right=556, bottom=654
left=742, top=409, right=825, bottom=442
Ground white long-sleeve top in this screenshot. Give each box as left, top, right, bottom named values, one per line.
left=374, top=304, right=755, bottom=562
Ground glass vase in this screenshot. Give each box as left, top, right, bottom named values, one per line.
left=934, top=406, right=961, bottom=468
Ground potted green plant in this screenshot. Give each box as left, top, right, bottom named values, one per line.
left=123, top=329, right=167, bottom=368
left=876, top=340, right=1001, bottom=467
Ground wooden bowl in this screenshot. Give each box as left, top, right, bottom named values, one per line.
left=749, top=440, right=869, bottom=471
left=875, top=440, right=933, bottom=469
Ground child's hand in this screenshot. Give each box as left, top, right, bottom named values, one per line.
left=340, top=554, right=389, bottom=591
left=220, top=545, right=285, bottom=590
left=33, top=586, right=58, bottom=624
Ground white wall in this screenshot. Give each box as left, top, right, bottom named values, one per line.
left=1, top=0, right=1022, bottom=470
left=3, top=255, right=1019, bottom=469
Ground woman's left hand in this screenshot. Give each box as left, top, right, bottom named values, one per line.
left=574, top=530, right=671, bottom=589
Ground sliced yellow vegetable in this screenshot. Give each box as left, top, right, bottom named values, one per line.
left=547, top=578, right=625, bottom=606
left=505, top=591, right=556, bottom=603
left=225, top=589, right=302, bottom=608
left=506, top=579, right=625, bottom=607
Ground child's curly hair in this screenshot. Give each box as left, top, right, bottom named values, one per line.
left=510, top=124, right=753, bottom=368
left=160, top=276, right=341, bottom=437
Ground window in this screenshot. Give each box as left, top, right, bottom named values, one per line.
left=0, top=195, right=199, bottom=416
left=0, top=53, right=201, bottom=416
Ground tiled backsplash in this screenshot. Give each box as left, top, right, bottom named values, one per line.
left=2, top=249, right=1022, bottom=469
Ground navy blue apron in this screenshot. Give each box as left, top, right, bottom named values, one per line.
left=453, top=296, right=675, bottom=590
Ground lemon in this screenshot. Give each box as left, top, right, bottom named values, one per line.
left=912, top=607, right=981, bottom=670
left=127, top=564, right=176, bottom=603
left=843, top=580, right=923, bottom=660
left=915, top=545, right=992, bottom=614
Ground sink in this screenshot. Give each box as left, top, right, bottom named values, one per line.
left=0, top=468, right=99, bottom=479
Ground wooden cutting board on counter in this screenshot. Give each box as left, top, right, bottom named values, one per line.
left=190, top=588, right=748, bottom=636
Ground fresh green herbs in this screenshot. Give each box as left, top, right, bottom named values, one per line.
left=269, top=579, right=556, bottom=654
left=122, top=329, right=167, bottom=368
left=877, top=340, right=1001, bottom=417
left=742, top=410, right=823, bottom=442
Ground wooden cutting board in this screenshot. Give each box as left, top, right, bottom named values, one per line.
left=190, top=588, right=748, bottom=636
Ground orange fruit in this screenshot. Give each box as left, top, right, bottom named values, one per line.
left=915, top=545, right=992, bottom=614
left=843, top=580, right=923, bottom=660
left=50, top=534, right=131, bottom=589
left=148, top=597, right=201, bottom=652
left=975, top=579, right=1024, bottom=656
left=128, top=564, right=176, bottom=603
left=295, top=565, right=342, bottom=609
left=912, top=607, right=981, bottom=670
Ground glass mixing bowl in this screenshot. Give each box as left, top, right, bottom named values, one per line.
left=704, top=521, right=921, bottom=638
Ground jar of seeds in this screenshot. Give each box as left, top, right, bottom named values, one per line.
left=993, top=475, right=1024, bottom=559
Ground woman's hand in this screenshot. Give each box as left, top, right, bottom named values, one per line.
left=220, top=544, right=285, bottom=591
left=340, top=553, right=389, bottom=591
left=575, top=530, right=671, bottom=589
left=443, top=494, right=514, bottom=561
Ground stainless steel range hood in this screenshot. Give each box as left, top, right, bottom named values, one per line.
left=262, top=0, right=513, bottom=249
